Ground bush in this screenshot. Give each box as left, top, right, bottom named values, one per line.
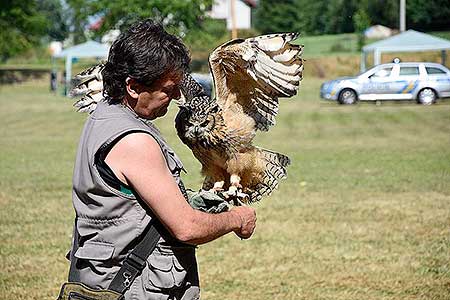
left=329, top=42, right=346, bottom=52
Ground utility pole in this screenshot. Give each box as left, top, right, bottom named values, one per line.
left=230, top=0, right=238, bottom=39
left=400, top=0, right=406, bottom=32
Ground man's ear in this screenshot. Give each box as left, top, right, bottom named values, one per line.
left=126, top=78, right=140, bottom=99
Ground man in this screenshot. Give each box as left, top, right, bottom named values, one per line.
left=68, top=19, right=256, bottom=300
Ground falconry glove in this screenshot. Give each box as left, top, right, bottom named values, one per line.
left=186, top=189, right=230, bottom=213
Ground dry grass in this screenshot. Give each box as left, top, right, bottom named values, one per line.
left=0, top=76, right=449, bottom=300
left=305, top=51, right=449, bottom=79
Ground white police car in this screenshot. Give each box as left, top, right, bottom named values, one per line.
left=320, top=62, right=450, bottom=105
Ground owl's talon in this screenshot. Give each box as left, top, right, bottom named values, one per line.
left=232, top=183, right=242, bottom=189
left=208, top=187, right=224, bottom=194
left=230, top=175, right=242, bottom=189
left=210, top=181, right=225, bottom=193
left=235, top=195, right=249, bottom=206
left=227, top=185, right=238, bottom=195
left=223, top=186, right=249, bottom=206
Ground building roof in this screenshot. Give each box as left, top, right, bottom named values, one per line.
left=53, top=40, right=109, bottom=58
left=363, top=29, right=450, bottom=53
left=364, top=25, right=393, bottom=39
left=243, top=0, right=257, bottom=7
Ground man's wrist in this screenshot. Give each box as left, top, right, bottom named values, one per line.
left=228, top=208, right=243, bottom=232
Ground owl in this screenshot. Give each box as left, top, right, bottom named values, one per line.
left=175, top=33, right=304, bottom=202
left=70, top=33, right=303, bottom=203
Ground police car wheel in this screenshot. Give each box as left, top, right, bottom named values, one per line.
left=338, top=89, right=357, bottom=105
left=417, top=88, right=436, bottom=105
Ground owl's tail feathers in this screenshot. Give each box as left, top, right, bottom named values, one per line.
left=249, top=148, right=291, bottom=202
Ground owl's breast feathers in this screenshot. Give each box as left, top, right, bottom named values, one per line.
left=190, top=108, right=256, bottom=164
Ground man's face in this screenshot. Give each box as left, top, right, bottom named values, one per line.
left=126, top=72, right=183, bottom=120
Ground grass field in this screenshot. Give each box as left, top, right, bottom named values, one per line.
left=1, top=76, right=450, bottom=300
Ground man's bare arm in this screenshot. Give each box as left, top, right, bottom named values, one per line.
left=105, top=132, right=256, bottom=244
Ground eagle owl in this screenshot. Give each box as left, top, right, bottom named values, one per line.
left=70, top=33, right=303, bottom=203
left=175, top=33, right=303, bottom=202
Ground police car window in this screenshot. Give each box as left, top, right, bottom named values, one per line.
left=426, top=67, right=446, bottom=75
left=372, top=67, right=392, bottom=78
left=399, top=67, right=419, bottom=76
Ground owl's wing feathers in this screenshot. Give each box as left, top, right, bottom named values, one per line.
left=210, top=33, right=303, bottom=131
left=70, top=63, right=105, bottom=113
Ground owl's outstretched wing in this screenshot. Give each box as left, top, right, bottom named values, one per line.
left=70, top=63, right=105, bottom=113
left=209, top=33, right=303, bottom=131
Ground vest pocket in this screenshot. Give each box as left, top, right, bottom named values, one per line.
left=74, top=241, right=116, bottom=276
left=74, top=241, right=115, bottom=261
left=145, top=247, right=195, bottom=291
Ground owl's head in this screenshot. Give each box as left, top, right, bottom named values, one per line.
left=175, top=98, right=223, bottom=147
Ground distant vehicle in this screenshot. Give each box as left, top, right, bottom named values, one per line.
left=320, top=62, right=450, bottom=105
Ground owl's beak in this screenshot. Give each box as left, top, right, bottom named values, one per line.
left=174, top=93, right=187, bottom=106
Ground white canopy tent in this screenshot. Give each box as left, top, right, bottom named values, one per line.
left=361, top=30, right=450, bottom=72
left=53, top=41, right=109, bottom=94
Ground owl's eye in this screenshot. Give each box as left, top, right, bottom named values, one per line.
left=200, top=120, right=209, bottom=127
left=209, top=106, right=219, bottom=113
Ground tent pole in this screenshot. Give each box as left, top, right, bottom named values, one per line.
left=442, top=50, right=447, bottom=67
left=65, top=54, right=72, bottom=96
left=374, top=49, right=381, bottom=66
left=51, top=56, right=57, bottom=91
left=360, top=52, right=367, bottom=72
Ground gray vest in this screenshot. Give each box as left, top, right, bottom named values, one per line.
left=69, top=101, right=199, bottom=300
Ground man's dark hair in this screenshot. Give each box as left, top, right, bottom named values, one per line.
left=102, top=19, right=191, bottom=103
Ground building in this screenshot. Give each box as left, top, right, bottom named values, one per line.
left=364, top=25, right=394, bottom=39
left=208, top=0, right=257, bottom=30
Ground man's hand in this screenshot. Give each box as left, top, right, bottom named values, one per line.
left=230, top=206, right=257, bottom=239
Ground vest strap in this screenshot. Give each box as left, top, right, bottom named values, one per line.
left=108, top=222, right=160, bottom=294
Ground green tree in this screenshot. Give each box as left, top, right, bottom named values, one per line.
left=407, top=0, right=450, bottom=31
left=0, top=0, right=47, bottom=61
left=67, top=0, right=213, bottom=39
left=255, top=0, right=359, bottom=35
left=323, top=0, right=359, bottom=34
left=37, top=0, right=69, bottom=41
left=354, top=8, right=371, bottom=50
left=254, top=0, right=303, bottom=34
left=367, top=0, right=398, bottom=29
left=67, top=0, right=89, bottom=44
left=296, top=0, right=329, bottom=35
left=255, top=0, right=450, bottom=35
